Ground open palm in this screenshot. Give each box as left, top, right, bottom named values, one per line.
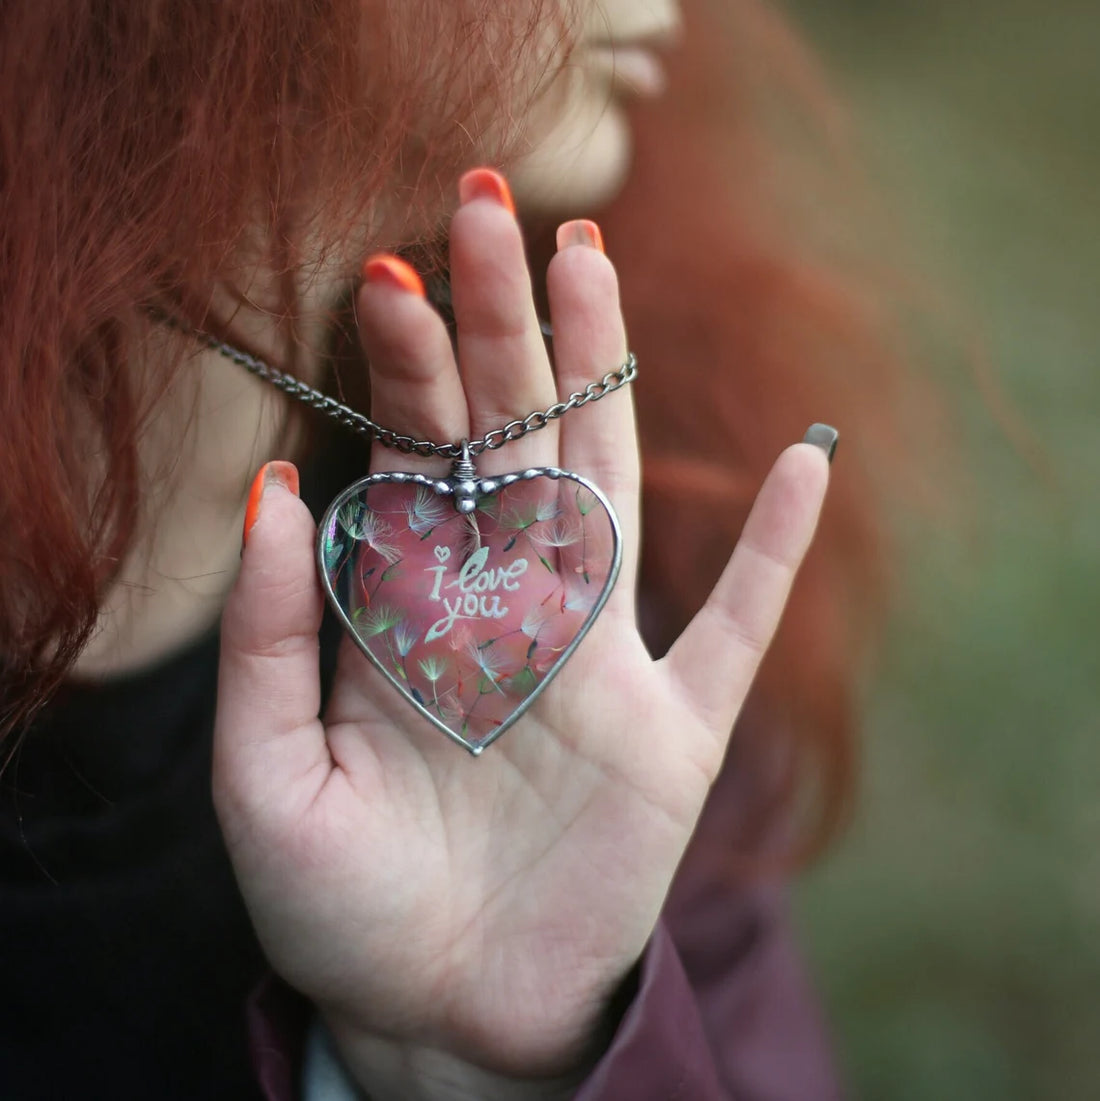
left=213, top=176, right=830, bottom=1095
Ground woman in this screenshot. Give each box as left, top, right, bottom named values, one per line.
left=0, top=0, right=902, bottom=1097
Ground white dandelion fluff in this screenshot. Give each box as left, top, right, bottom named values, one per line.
left=355, top=603, right=404, bottom=639
left=403, top=487, right=448, bottom=536
left=417, top=654, right=449, bottom=683
left=529, top=518, right=581, bottom=550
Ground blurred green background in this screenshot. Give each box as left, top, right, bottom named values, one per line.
left=784, top=2, right=1100, bottom=1098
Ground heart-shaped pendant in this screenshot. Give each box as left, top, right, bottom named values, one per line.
left=316, top=457, right=622, bottom=754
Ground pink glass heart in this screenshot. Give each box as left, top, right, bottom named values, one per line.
left=317, top=467, right=621, bottom=753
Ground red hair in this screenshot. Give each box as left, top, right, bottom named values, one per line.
left=0, top=0, right=567, bottom=735
left=604, top=0, right=914, bottom=859
left=1, top=0, right=917, bottom=856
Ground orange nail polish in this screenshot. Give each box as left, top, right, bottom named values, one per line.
left=360, top=253, right=426, bottom=297
left=458, top=167, right=516, bottom=216
left=242, top=461, right=300, bottom=549
left=555, top=219, right=605, bottom=254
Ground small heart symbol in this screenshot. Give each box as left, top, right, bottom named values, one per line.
left=318, top=468, right=621, bottom=753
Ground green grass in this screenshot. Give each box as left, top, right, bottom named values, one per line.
left=783, top=2, right=1100, bottom=1096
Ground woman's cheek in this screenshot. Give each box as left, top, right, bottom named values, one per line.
left=509, top=77, right=633, bottom=215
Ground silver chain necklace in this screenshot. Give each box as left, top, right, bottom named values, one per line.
left=164, top=307, right=635, bottom=756
left=156, top=309, right=636, bottom=459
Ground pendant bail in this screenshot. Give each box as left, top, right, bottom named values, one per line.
left=450, top=439, right=479, bottom=514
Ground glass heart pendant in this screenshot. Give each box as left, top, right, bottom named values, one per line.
left=316, top=452, right=622, bottom=754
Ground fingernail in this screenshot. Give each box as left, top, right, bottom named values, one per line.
left=555, top=219, right=605, bottom=253
left=243, top=461, right=300, bottom=550
left=360, top=253, right=426, bottom=297
left=803, top=423, right=839, bottom=464
left=458, top=167, right=516, bottom=216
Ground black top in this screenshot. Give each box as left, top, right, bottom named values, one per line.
left=0, top=440, right=361, bottom=1100
left=0, top=630, right=267, bottom=1099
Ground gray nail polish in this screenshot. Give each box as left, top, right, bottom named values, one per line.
left=803, top=423, right=839, bottom=463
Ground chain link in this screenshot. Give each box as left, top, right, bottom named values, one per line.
left=153, top=309, right=636, bottom=460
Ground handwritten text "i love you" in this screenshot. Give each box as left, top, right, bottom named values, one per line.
left=424, top=544, right=529, bottom=643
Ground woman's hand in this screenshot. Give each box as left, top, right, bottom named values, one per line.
left=213, top=170, right=831, bottom=1100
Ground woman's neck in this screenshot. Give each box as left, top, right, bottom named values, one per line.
left=73, top=287, right=339, bottom=680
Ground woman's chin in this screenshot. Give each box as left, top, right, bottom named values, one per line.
left=509, top=106, right=632, bottom=218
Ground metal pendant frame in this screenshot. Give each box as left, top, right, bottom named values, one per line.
left=316, top=456, right=622, bottom=755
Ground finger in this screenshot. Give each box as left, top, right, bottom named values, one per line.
left=356, top=254, right=468, bottom=475
left=213, top=463, right=331, bottom=828
left=450, top=169, right=558, bottom=474
left=545, top=221, right=638, bottom=608
left=663, top=439, right=831, bottom=733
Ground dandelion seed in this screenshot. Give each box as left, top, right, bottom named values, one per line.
left=355, top=603, right=404, bottom=638
left=339, top=503, right=400, bottom=563
left=520, top=606, right=551, bottom=640
left=500, top=499, right=561, bottom=533
left=476, top=494, right=501, bottom=521
left=563, top=590, right=596, bottom=614
left=337, top=501, right=358, bottom=531
left=418, top=655, right=449, bottom=683
left=529, top=518, right=581, bottom=550
left=458, top=514, right=483, bottom=559
left=393, top=620, right=419, bottom=657
left=499, top=509, right=532, bottom=535
left=337, top=500, right=369, bottom=538
left=403, top=487, right=448, bottom=536
left=575, top=488, right=597, bottom=516
left=437, top=688, right=465, bottom=727
left=466, top=640, right=506, bottom=692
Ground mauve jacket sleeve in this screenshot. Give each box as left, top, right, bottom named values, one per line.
left=252, top=745, right=842, bottom=1100
left=572, top=745, right=842, bottom=1101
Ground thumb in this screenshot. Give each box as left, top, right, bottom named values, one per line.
left=214, top=462, right=331, bottom=826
